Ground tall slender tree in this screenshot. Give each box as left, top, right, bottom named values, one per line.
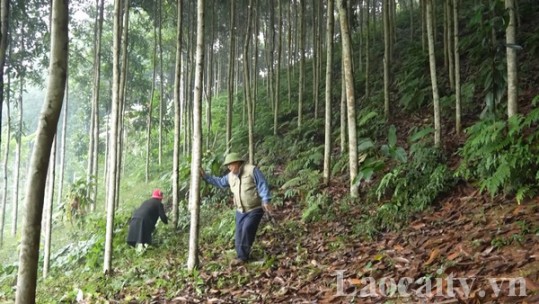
left=323, top=0, right=335, bottom=185
left=15, top=0, right=68, bottom=300
left=172, top=0, right=183, bottom=228
left=273, top=0, right=282, bottom=135
left=87, top=0, right=104, bottom=210
left=383, top=0, right=391, bottom=118
left=426, top=0, right=441, bottom=146
left=0, top=71, right=10, bottom=247
left=12, top=74, right=23, bottom=236
left=338, top=0, right=359, bottom=197
left=158, top=0, right=164, bottom=166
left=226, top=0, right=235, bottom=151
left=453, top=0, right=461, bottom=134
left=0, top=0, right=9, bottom=143
left=297, top=0, right=305, bottom=128
left=243, top=0, right=255, bottom=164
left=42, top=137, right=56, bottom=278
left=145, top=4, right=158, bottom=183
left=56, top=82, right=68, bottom=216
left=103, top=0, right=122, bottom=274
left=115, top=0, right=129, bottom=208
left=505, top=0, right=518, bottom=118
left=187, top=0, right=204, bottom=272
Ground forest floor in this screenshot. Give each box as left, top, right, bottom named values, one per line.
left=126, top=182, right=539, bottom=304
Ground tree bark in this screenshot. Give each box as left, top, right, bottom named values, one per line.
left=505, top=0, right=518, bottom=118
left=12, top=77, right=23, bottom=237
left=338, top=0, right=359, bottom=198
left=0, top=71, right=10, bottom=247
left=56, top=82, right=68, bottom=214
left=426, top=0, right=441, bottom=147
left=226, top=0, right=235, bottom=151
left=287, top=0, right=292, bottom=107
left=103, top=0, right=122, bottom=274
left=115, top=0, right=129, bottom=209
left=0, top=0, right=9, bottom=144
left=323, top=0, right=335, bottom=185
left=42, top=137, right=56, bottom=278
left=340, top=64, right=346, bottom=154
left=297, top=0, right=305, bottom=128
left=87, top=0, right=104, bottom=211
left=453, top=0, right=461, bottom=134
left=274, top=0, right=282, bottom=135
left=365, top=0, right=370, bottom=98
left=158, top=0, right=164, bottom=166
left=146, top=4, right=158, bottom=183
left=243, top=0, right=255, bottom=164
left=15, top=0, right=68, bottom=300
left=187, top=0, right=204, bottom=272
left=172, top=0, right=183, bottom=228
left=383, top=0, right=391, bottom=118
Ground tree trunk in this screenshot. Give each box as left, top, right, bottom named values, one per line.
left=312, top=0, right=319, bottom=119
left=274, top=0, right=282, bottom=135
left=447, top=0, right=454, bottom=90
left=15, top=0, right=68, bottom=300
left=421, top=0, right=426, bottom=51
left=158, top=0, right=164, bottom=166
left=383, top=0, right=391, bottom=118
left=338, top=0, right=359, bottom=198
left=426, top=0, right=441, bottom=147
left=266, top=2, right=274, bottom=112
left=12, top=77, right=23, bottom=237
left=453, top=0, right=461, bottom=134
left=323, top=0, right=335, bottom=185
left=146, top=6, right=158, bottom=183
left=103, top=0, right=122, bottom=274
left=206, top=6, right=214, bottom=149
left=226, top=0, right=235, bottom=152
left=172, top=0, right=183, bottom=228
left=187, top=0, right=204, bottom=272
left=505, top=0, right=517, bottom=118
left=115, top=0, right=129, bottom=209
left=287, top=0, right=292, bottom=107
left=57, top=82, right=68, bottom=215
left=87, top=0, right=104, bottom=211
left=243, top=0, right=255, bottom=164
left=340, top=65, right=346, bottom=154
left=42, top=137, right=56, bottom=278
left=297, top=0, right=305, bottom=128
left=0, top=71, right=10, bottom=247
left=0, top=0, right=9, bottom=144
left=365, top=0, right=370, bottom=98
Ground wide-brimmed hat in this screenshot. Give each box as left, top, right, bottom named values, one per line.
left=152, top=189, right=163, bottom=200
left=223, top=152, right=245, bottom=166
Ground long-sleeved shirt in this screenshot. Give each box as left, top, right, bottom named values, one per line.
left=203, top=166, right=271, bottom=204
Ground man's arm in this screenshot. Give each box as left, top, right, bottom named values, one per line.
left=252, top=167, right=271, bottom=204
left=201, top=170, right=230, bottom=189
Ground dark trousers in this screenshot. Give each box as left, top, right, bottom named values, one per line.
left=235, top=208, right=264, bottom=261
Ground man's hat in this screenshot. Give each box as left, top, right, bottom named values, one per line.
left=152, top=189, right=163, bottom=200
left=223, top=152, right=245, bottom=166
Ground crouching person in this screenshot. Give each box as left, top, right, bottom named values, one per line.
left=126, top=189, right=168, bottom=248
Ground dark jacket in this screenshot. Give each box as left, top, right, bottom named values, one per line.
left=126, top=198, right=168, bottom=246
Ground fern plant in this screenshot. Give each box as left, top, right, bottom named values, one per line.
left=457, top=102, right=539, bottom=202
left=373, top=128, right=454, bottom=231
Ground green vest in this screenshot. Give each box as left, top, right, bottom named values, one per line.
left=228, top=164, right=262, bottom=213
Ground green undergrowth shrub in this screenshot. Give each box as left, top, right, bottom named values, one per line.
left=457, top=99, right=539, bottom=202
left=367, top=127, right=455, bottom=233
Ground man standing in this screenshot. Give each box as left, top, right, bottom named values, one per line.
left=201, top=152, right=274, bottom=265
left=126, top=189, right=168, bottom=247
